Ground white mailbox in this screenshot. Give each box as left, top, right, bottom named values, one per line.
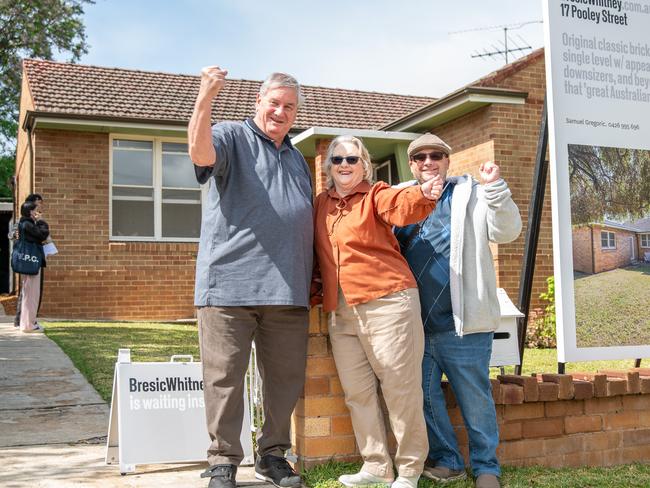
left=489, top=288, right=524, bottom=367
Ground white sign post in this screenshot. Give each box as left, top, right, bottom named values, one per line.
left=106, top=349, right=254, bottom=474
left=543, top=0, right=650, bottom=362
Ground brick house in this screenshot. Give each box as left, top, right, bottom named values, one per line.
left=15, top=55, right=555, bottom=462
left=573, top=218, right=650, bottom=274
left=15, top=49, right=551, bottom=321
left=18, top=50, right=650, bottom=470
left=14, top=59, right=434, bottom=319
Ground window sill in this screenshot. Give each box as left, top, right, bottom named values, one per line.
left=108, top=241, right=198, bottom=252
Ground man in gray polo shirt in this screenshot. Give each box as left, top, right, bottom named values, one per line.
left=188, top=67, right=313, bottom=488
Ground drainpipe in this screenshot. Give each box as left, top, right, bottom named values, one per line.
left=27, top=122, right=34, bottom=195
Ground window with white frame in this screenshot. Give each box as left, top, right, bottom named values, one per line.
left=111, top=138, right=202, bottom=240
left=641, top=233, right=650, bottom=248
left=601, top=230, right=616, bottom=250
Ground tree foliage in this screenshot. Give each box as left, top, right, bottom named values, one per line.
left=568, top=144, right=650, bottom=225
left=526, top=276, right=556, bottom=349
left=0, top=0, right=92, bottom=195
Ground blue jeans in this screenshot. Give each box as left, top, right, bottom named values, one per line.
left=422, top=330, right=500, bottom=477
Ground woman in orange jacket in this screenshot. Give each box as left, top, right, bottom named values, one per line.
left=312, top=135, right=442, bottom=488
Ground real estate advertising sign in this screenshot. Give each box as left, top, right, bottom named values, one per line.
left=106, top=350, right=254, bottom=474
left=543, top=0, right=650, bottom=362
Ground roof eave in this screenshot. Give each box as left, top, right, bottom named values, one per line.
left=291, top=127, right=425, bottom=159
left=381, top=86, right=528, bottom=133
left=23, top=111, right=189, bottom=133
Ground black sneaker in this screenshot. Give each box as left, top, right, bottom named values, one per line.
left=201, top=464, right=237, bottom=488
left=255, top=454, right=302, bottom=488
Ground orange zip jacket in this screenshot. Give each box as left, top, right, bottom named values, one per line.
left=313, top=181, right=436, bottom=312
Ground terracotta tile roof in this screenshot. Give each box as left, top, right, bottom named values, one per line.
left=22, top=59, right=435, bottom=131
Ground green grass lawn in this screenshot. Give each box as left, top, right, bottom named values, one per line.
left=43, top=321, right=642, bottom=402
left=574, top=264, right=650, bottom=348
left=492, top=348, right=639, bottom=378
left=304, top=461, right=650, bottom=488
left=44, top=321, right=199, bottom=402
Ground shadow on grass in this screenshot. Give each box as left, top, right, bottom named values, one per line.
left=573, top=270, right=592, bottom=280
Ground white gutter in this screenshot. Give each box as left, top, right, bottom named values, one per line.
left=383, top=88, right=528, bottom=132
left=32, top=117, right=187, bottom=133
left=291, top=127, right=423, bottom=146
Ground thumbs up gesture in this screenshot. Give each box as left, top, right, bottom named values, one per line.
left=420, top=174, right=443, bottom=201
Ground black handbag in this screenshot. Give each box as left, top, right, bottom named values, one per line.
left=11, top=224, right=44, bottom=275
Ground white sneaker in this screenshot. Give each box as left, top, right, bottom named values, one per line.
left=338, top=471, right=393, bottom=487
left=390, top=476, right=419, bottom=488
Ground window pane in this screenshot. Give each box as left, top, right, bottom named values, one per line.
left=162, top=189, right=201, bottom=202
left=609, top=234, right=615, bottom=248
left=113, top=187, right=154, bottom=198
left=113, top=140, right=153, bottom=150
left=113, top=141, right=153, bottom=186
left=601, top=233, right=609, bottom=248
left=112, top=200, right=154, bottom=237
left=162, top=203, right=201, bottom=238
left=162, top=142, right=188, bottom=153
left=162, top=148, right=198, bottom=188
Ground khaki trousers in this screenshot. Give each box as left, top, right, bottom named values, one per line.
left=330, top=288, right=427, bottom=478
left=197, top=306, right=309, bottom=466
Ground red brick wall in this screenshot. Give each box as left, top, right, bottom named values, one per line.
left=592, top=225, right=636, bottom=273
left=297, top=370, right=650, bottom=469
left=27, top=129, right=197, bottom=320
left=293, top=308, right=358, bottom=460
left=16, top=73, right=35, bottom=207
left=572, top=226, right=593, bottom=274
left=430, top=54, right=552, bottom=313
left=314, top=139, right=331, bottom=195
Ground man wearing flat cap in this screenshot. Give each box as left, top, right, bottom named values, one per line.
left=394, top=133, right=521, bottom=488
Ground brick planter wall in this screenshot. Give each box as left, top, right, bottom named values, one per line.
left=490, top=370, right=650, bottom=467
left=294, top=349, right=650, bottom=469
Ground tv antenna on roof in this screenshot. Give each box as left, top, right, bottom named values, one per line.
left=449, top=20, right=543, bottom=64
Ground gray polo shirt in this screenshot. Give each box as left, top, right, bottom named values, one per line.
left=193, top=118, right=313, bottom=307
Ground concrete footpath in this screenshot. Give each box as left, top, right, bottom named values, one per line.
left=0, top=319, right=270, bottom=488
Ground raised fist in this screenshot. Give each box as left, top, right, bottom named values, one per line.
left=421, top=174, right=443, bottom=201
left=199, top=66, right=228, bottom=99
left=479, top=161, right=500, bottom=184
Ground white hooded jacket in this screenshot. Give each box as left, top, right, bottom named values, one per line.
left=398, top=175, right=522, bottom=335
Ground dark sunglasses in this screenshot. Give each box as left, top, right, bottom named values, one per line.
left=411, top=151, right=447, bottom=163
left=331, top=156, right=360, bottom=165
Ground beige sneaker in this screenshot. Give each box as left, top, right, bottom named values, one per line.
left=422, top=465, right=466, bottom=482
left=338, top=471, right=393, bottom=487
left=390, top=476, right=419, bottom=488
left=475, top=474, right=500, bottom=488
